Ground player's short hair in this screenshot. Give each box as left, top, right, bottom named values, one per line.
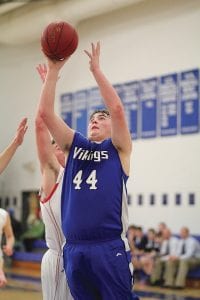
left=89, top=109, right=110, bottom=120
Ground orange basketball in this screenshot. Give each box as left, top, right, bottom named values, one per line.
left=41, top=21, right=78, bottom=60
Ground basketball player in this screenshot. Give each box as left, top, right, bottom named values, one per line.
left=0, top=117, right=27, bottom=287
left=38, top=42, right=139, bottom=299
left=36, top=64, right=73, bottom=300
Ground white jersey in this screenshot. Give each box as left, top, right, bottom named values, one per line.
left=0, top=208, right=7, bottom=258
left=40, top=167, right=73, bottom=300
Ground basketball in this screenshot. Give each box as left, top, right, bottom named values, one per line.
left=41, top=21, right=78, bottom=60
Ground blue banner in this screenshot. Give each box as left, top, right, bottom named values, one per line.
left=60, top=67, right=200, bottom=140
left=87, top=87, right=104, bottom=120
left=113, top=83, right=124, bottom=100
left=159, top=73, right=178, bottom=136
left=122, top=81, right=139, bottom=139
left=139, top=78, right=158, bottom=138
left=74, top=90, right=88, bottom=136
left=180, top=69, right=199, bottom=134
left=60, top=93, right=73, bottom=128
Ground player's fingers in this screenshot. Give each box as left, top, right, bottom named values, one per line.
left=91, top=42, right=95, bottom=55
left=24, top=125, right=28, bottom=134
left=96, top=41, right=100, bottom=55
left=19, top=118, right=28, bottom=128
left=17, top=119, right=25, bottom=131
left=84, top=50, right=92, bottom=59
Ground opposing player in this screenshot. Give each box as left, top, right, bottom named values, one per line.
left=38, top=42, right=139, bottom=299
left=36, top=64, right=73, bottom=300
left=0, top=117, right=27, bottom=287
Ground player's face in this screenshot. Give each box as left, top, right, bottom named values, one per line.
left=88, top=112, right=111, bottom=142
left=53, top=143, right=65, bottom=167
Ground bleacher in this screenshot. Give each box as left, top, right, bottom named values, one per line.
left=10, top=236, right=200, bottom=288
left=11, top=239, right=47, bottom=272
left=186, top=235, right=200, bottom=287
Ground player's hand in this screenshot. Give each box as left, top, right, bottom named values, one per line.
left=2, top=244, right=13, bottom=256
left=14, top=117, right=28, bottom=146
left=0, top=271, right=7, bottom=287
left=46, top=56, right=69, bottom=72
left=36, top=63, right=47, bottom=83
left=84, top=41, right=100, bottom=72
left=36, top=63, right=60, bottom=82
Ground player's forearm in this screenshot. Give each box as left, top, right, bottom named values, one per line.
left=35, top=115, right=56, bottom=169
left=38, top=69, right=59, bottom=123
left=0, top=140, right=19, bottom=174
left=92, top=68, right=124, bottom=114
left=6, top=235, right=15, bottom=250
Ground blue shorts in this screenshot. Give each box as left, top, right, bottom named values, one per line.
left=63, top=238, right=139, bottom=300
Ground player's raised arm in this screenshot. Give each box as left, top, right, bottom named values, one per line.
left=0, top=118, right=27, bottom=174
left=35, top=114, right=60, bottom=188
left=36, top=63, right=65, bottom=194
left=84, top=42, right=132, bottom=155
left=84, top=42, right=132, bottom=174
left=38, top=57, right=75, bottom=153
left=38, top=22, right=78, bottom=153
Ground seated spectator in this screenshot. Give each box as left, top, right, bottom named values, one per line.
left=132, top=229, right=162, bottom=284
left=131, top=226, right=148, bottom=270
left=21, top=211, right=45, bottom=252
left=127, top=224, right=138, bottom=253
left=163, top=227, right=200, bottom=289
left=144, top=229, right=161, bottom=253
left=150, top=228, right=179, bottom=286
left=157, top=222, right=167, bottom=237
left=133, top=226, right=148, bottom=252
left=139, top=229, right=162, bottom=278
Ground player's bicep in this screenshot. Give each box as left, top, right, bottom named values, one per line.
left=35, top=118, right=55, bottom=168
left=41, top=168, right=59, bottom=196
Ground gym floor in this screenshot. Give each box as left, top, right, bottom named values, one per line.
left=1, top=267, right=200, bottom=300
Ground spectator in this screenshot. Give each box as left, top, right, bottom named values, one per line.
left=157, top=222, right=167, bottom=237
left=133, top=226, right=148, bottom=252
left=163, top=227, right=200, bottom=289
left=150, top=228, right=179, bottom=286
left=139, top=229, right=161, bottom=278
left=132, top=229, right=161, bottom=284
left=131, top=226, right=148, bottom=271
left=21, top=211, right=45, bottom=252
left=127, top=224, right=138, bottom=253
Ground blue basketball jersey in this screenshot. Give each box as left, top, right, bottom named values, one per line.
left=61, top=132, right=129, bottom=242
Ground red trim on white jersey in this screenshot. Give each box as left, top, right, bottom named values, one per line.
left=39, top=182, right=59, bottom=204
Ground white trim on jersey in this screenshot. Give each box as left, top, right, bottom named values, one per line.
left=120, top=178, right=130, bottom=251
